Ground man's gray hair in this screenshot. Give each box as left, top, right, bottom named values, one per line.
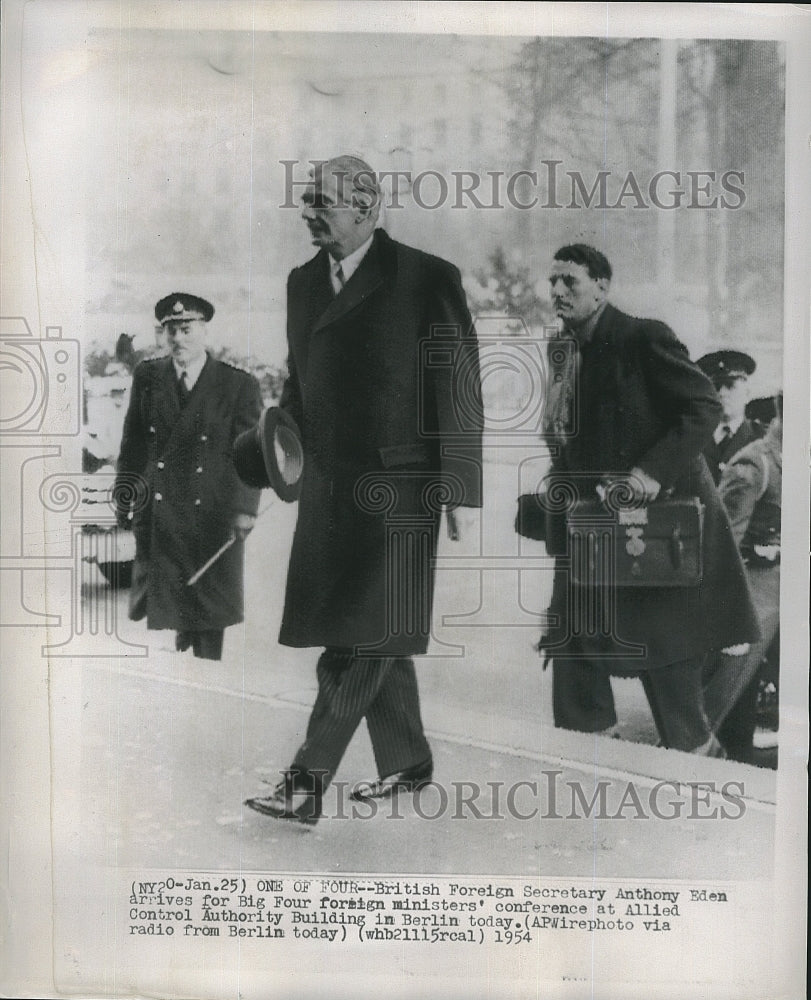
left=316, top=155, right=381, bottom=216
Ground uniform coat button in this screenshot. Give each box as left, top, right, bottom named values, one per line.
left=157, top=461, right=165, bottom=469
left=196, top=466, right=203, bottom=473
left=194, top=499, right=201, bottom=506
left=155, top=493, right=162, bottom=501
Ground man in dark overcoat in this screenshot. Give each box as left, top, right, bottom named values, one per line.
left=539, top=244, right=760, bottom=753
left=245, top=156, right=482, bottom=824
left=696, top=349, right=762, bottom=484
left=115, top=293, right=262, bottom=660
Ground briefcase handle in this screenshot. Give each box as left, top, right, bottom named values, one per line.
left=596, top=481, right=676, bottom=505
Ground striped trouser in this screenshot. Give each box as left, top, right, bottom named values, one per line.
left=291, top=648, right=431, bottom=786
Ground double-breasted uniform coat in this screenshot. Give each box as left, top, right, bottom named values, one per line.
left=540, top=304, right=760, bottom=731
left=278, top=228, right=483, bottom=657
left=116, top=354, right=262, bottom=635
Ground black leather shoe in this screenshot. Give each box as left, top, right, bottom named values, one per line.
left=175, top=631, right=192, bottom=652
left=244, top=772, right=324, bottom=826
left=350, top=757, right=433, bottom=801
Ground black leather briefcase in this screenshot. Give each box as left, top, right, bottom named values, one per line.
left=567, top=497, right=705, bottom=587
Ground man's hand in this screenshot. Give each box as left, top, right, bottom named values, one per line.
left=601, top=467, right=661, bottom=504
left=445, top=506, right=477, bottom=543
left=231, top=512, right=256, bottom=541
left=722, top=643, right=751, bottom=657
left=628, top=467, right=661, bottom=502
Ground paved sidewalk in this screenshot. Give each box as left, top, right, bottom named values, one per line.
left=62, top=481, right=776, bottom=884
left=63, top=651, right=774, bottom=881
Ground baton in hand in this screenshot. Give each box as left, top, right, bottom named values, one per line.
left=185, top=497, right=276, bottom=586
left=187, top=533, right=236, bottom=586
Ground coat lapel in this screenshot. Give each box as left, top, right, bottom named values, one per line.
left=589, top=302, right=621, bottom=349
left=311, top=231, right=388, bottom=334
left=152, top=357, right=181, bottom=434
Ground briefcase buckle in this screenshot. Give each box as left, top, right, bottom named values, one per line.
left=618, top=508, right=648, bottom=526
left=624, top=526, right=646, bottom=557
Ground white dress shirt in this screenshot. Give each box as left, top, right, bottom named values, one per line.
left=173, top=351, right=208, bottom=390
left=329, top=232, right=375, bottom=294
left=713, top=416, right=744, bottom=444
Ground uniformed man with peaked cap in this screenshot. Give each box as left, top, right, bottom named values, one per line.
left=697, top=349, right=762, bottom=484
left=114, top=292, right=263, bottom=660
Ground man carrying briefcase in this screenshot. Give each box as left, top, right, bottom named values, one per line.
left=535, top=245, right=759, bottom=753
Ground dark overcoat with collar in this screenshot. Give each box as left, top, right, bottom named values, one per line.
left=541, top=303, right=761, bottom=672
left=115, top=353, right=262, bottom=631
left=278, top=228, right=483, bottom=655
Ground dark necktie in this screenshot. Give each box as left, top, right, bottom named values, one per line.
left=334, top=263, right=346, bottom=295
left=717, top=425, right=733, bottom=453
left=177, top=370, right=189, bottom=407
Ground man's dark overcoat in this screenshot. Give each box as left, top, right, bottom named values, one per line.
left=541, top=303, right=760, bottom=672
left=278, top=228, right=483, bottom=655
left=116, top=354, right=262, bottom=631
